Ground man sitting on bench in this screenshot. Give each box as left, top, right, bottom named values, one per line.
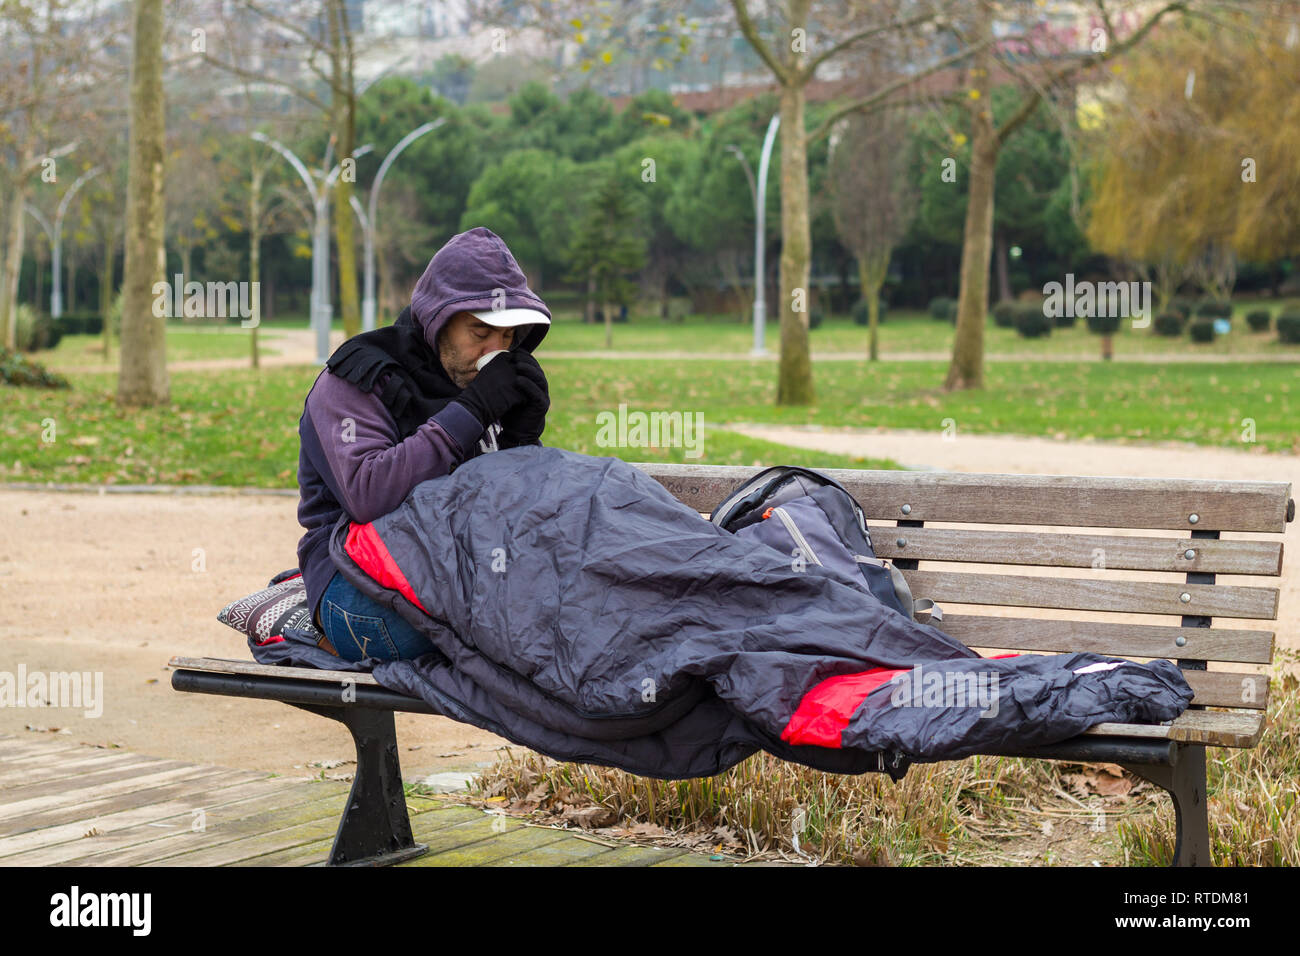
left=294, top=226, right=552, bottom=662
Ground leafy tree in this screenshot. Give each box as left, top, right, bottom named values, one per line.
left=612, top=134, right=699, bottom=320
left=568, top=169, right=648, bottom=348
left=460, top=149, right=577, bottom=288
left=665, top=96, right=780, bottom=321
left=1084, top=8, right=1300, bottom=302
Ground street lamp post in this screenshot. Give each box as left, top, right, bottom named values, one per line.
left=360, top=118, right=444, bottom=331
left=251, top=132, right=372, bottom=363
left=23, top=165, right=101, bottom=319
left=727, top=114, right=780, bottom=357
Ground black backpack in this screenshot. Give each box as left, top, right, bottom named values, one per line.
left=709, top=465, right=940, bottom=623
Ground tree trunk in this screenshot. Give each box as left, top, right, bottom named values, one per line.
left=249, top=166, right=262, bottom=369
left=1, top=187, right=27, bottom=349
left=585, top=274, right=596, bottom=324
left=995, top=232, right=1011, bottom=303
left=717, top=250, right=751, bottom=323
left=859, top=252, right=888, bottom=362
left=945, top=1, right=996, bottom=392
left=99, top=236, right=114, bottom=360
left=67, top=254, right=76, bottom=313
left=117, top=0, right=169, bottom=408
left=776, top=81, right=813, bottom=405
left=1101, top=334, right=1113, bottom=360
left=329, top=0, right=361, bottom=341
left=179, top=243, right=192, bottom=321
left=603, top=298, right=612, bottom=349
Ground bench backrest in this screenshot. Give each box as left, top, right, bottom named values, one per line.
left=636, top=464, right=1294, bottom=728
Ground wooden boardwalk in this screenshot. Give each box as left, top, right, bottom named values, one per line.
left=0, top=735, right=749, bottom=866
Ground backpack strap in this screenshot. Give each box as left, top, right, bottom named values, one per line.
left=865, top=557, right=944, bottom=623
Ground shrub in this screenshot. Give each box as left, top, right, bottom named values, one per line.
left=1189, top=319, right=1216, bottom=343
left=1245, top=309, right=1272, bottom=332
left=928, top=296, right=956, bottom=321
left=13, top=305, right=63, bottom=352
left=1085, top=313, right=1122, bottom=335
left=1195, top=298, right=1233, bottom=319
left=1053, top=310, right=1079, bottom=329
left=1277, top=311, right=1300, bottom=344
left=1013, top=304, right=1052, bottom=338
left=991, top=302, right=1017, bottom=328
left=0, top=347, right=71, bottom=388
left=56, top=311, right=104, bottom=336
left=808, top=308, right=824, bottom=330
left=852, top=298, right=887, bottom=326
left=1153, top=311, right=1185, bottom=336
left=1169, top=296, right=1195, bottom=320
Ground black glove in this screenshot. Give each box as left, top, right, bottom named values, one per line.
left=451, top=351, right=529, bottom=430
left=498, top=351, right=550, bottom=447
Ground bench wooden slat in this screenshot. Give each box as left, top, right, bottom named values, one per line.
left=872, top=527, right=1282, bottom=575
left=1081, top=709, right=1264, bottom=748
left=637, top=463, right=1294, bottom=533
left=934, top=614, right=1275, bottom=664
left=902, top=570, right=1279, bottom=619
left=168, top=657, right=380, bottom=685
left=1181, top=671, right=1269, bottom=710
left=173, top=655, right=1262, bottom=722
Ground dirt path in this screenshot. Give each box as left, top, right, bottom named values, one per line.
left=0, top=484, right=519, bottom=781
left=43, top=330, right=1300, bottom=373
left=1, top=429, right=1294, bottom=780
left=46, top=328, right=344, bottom=374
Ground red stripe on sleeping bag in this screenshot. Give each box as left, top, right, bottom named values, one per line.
left=343, top=522, right=429, bottom=615
left=780, top=653, right=1023, bottom=748
left=781, top=667, right=908, bottom=749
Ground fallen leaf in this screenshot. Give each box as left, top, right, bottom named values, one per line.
left=560, top=805, right=616, bottom=828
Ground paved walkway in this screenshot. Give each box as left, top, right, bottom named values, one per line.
left=45, top=326, right=1300, bottom=373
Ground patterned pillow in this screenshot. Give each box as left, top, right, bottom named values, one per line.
left=217, top=569, right=324, bottom=646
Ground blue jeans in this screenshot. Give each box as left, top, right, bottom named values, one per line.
left=319, top=571, right=439, bottom=662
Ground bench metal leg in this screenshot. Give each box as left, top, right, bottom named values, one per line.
left=293, top=703, right=429, bottom=866
left=1121, top=743, right=1210, bottom=867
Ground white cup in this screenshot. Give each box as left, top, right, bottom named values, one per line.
left=476, top=349, right=510, bottom=372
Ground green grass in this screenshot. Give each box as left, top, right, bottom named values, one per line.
left=69, top=301, right=1298, bottom=361
left=539, top=306, right=1300, bottom=357
left=41, top=328, right=289, bottom=366
left=3, top=354, right=1298, bottom=487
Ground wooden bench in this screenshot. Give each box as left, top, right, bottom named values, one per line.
left=171, top=464, right=1294, bottom=866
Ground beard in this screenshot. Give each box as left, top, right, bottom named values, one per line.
left=437, top=342, right=475, bottom=390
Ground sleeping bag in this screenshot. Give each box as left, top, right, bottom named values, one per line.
left=251, top=444, right=1194, bottom=780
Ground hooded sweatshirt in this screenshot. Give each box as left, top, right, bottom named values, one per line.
left=295, top=227, right=551, bottom=625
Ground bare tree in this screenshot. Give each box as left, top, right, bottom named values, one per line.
left=117, top=0, right=168, bottom=406
left=826, top=106, right=918, bottom=361
left=202, top=0, right=374, bottom=340
left=0, top=0, right=117, bottom=348
left=729, top=0, right=979, bottom=404
left=941, top=0, right=1189, bottom=390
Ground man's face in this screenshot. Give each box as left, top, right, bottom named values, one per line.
left=436, top=310, right=517, bottom=389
